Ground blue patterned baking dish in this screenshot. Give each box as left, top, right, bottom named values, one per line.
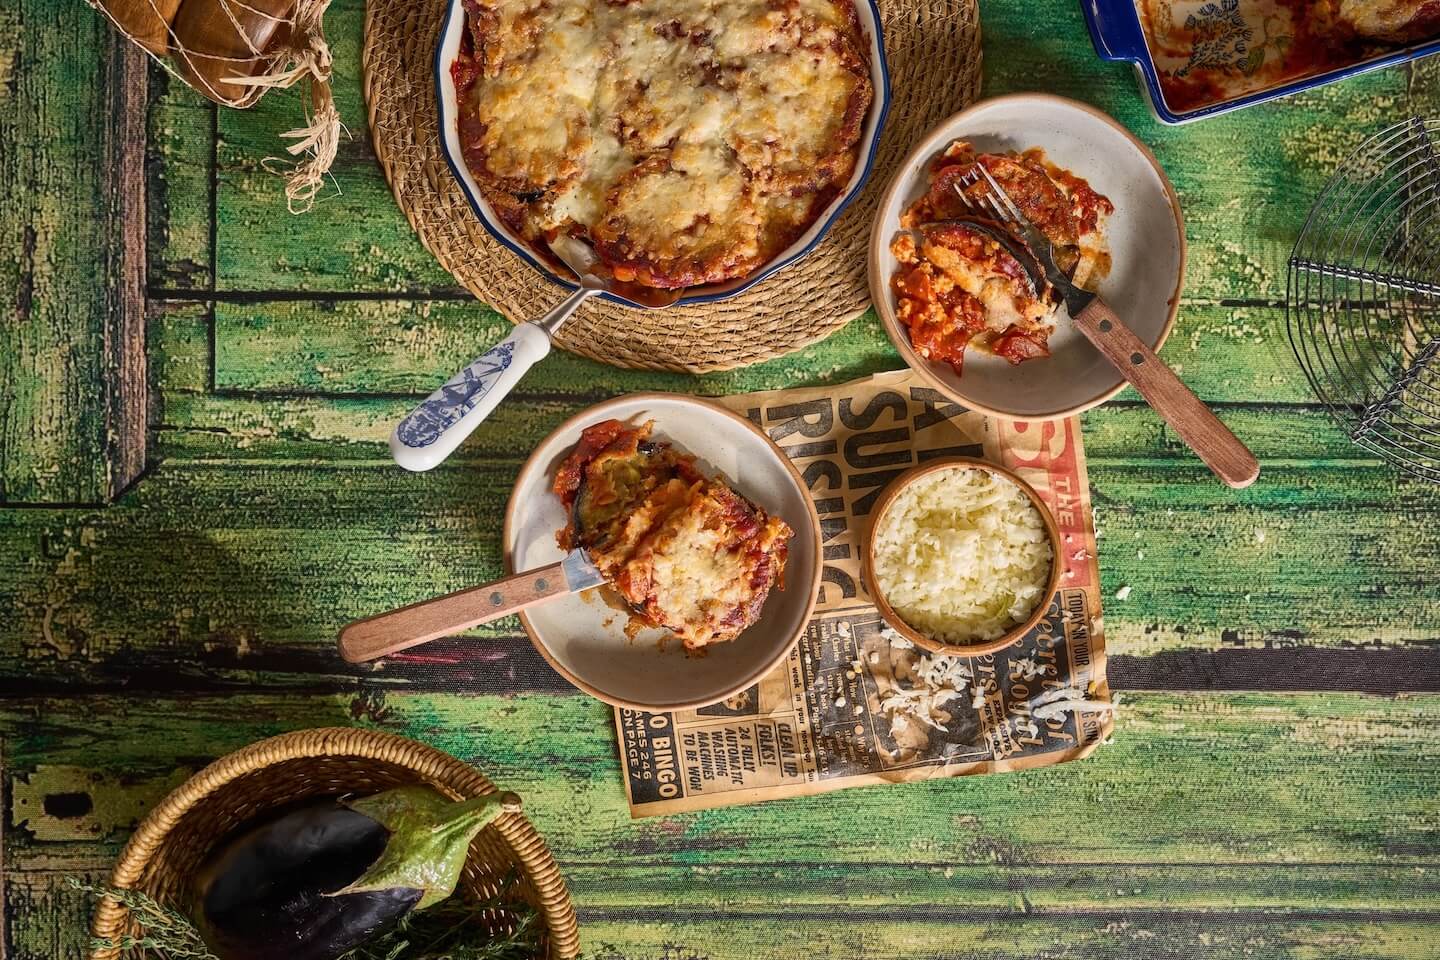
left=1081, top=0, right=1440, bottom=124
left=433, top=0, right=891, bottom=307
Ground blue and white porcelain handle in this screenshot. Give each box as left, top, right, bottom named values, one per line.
left=390, top=282, right=601, bottom=472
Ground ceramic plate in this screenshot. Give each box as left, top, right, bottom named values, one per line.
left=503, top=394, right=822, bottom=710
left=869, top=94, right=1186, bottom=420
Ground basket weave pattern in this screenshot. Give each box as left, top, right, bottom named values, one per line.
left=362, top=0, right=982, bottom=372
left=89, top=727, right=581, bottom=960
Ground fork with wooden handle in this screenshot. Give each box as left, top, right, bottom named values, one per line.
left=953, top=166, right=1259, bottom=489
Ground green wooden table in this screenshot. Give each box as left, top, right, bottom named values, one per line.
left=3, top=0, right=1438, bottom=955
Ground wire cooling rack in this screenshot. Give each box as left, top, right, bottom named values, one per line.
left=1287, top=116, right=1440, bottom=482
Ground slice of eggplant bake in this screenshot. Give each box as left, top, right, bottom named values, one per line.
left=553, top=419, right=792, bottom=650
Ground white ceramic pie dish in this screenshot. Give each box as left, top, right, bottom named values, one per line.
left=435, top=0, right=891, bottom=308
left=502, top=393, right=822, bottom=711
left=868, top=94, right=1187, bottom=420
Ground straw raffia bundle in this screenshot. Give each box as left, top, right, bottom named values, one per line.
left=88, top=0, right=342, bottom=212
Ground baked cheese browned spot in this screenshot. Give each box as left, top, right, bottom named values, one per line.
left=592, top=155, right=765, bottom=289
left=1334, top=0, right=1440, bottom=41
left=724, top=0, right=871, bottom=195
left=455, top=0, right=597, bottom=206
left=452, top=0, right=873, bottom=288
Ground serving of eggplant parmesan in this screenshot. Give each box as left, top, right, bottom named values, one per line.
left=449, top=0, right=873, bottom=289
left=1141, top=0, right=1440, bottom=113
left=553, top=419, right=792, bottom=650
left=890, top=141, right=1113, bottom=375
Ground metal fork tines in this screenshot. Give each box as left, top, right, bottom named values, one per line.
left=953, top=166, right=1051, bottom=259
left=951, top=166, right=1077, bottom=305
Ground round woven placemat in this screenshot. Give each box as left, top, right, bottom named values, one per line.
left=363, top=0, right=981, bottom=372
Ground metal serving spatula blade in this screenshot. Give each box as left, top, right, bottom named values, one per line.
left=337, top=440, right=664, bottom=664
left=388, top=237, right=683, bottom=473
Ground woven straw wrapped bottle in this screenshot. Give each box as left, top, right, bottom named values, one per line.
left=85, top=0, right=342, bottom=212
left=88, top=727, right=581, bottom=960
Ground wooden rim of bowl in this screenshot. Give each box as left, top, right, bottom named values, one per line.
left=866, top=92, right=1188, bottom=421
left=861, top=457, right=1063, bottom=657
left=501, top=392, right=823, bottom=712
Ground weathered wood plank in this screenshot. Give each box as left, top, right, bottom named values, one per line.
left=565, top=917, right=1440, bottom=960
left=153, top=393, right=1366, bottom=466
left=149, top=300, right=211, bottom=397
left=0, top=739, right=6, bottom=960
left=2, top=691, right=1435, bottom=960
left=210, top=301, right=1313, bottom=405
left=3, top=692, right=1436, bottom=866
left=105, top=40, right=151, bottom=501
left=146, top=67, right=215, bottom=292
left=213, top=302, right=904, bottom=397
left=1408, top=55, right=1440, bottom=130
left=0, top=7, right=149, bottom=505
left=213, top=0, right=459, bottom=294
left=1, top=451, right=1437, bottom=693
left=5, top=870, right=99, bottom=960
left=15, top=881, right=1440, bottom=960
left=16, top=872, right=1438, bottom=960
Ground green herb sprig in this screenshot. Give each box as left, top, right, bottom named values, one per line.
left=70, top=876, right=547, bottom=960
left=336, top=896, right=544, bottom=960
left=67, top=878, right=220, bottom=960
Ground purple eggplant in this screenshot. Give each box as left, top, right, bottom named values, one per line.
left=193, top=787, right=518, bottom=960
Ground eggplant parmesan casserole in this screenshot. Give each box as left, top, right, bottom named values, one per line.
left=450, top=0, right=874, bottom=289
left=1142, top=0, right=1440, bottom=113
left=891, top=142, right=1113, bottom=375
left=554, top=419, right=793, bottom=650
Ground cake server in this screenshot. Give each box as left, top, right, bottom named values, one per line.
left=339, top=442, right=663, bottom=663
left=389, top=237, right=682, bottom=472
left=337, top=546, right=607, bottom=663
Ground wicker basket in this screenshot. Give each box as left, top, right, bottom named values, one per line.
left=88, top=727, right=581, bottom=960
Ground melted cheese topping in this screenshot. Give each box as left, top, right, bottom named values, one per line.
left=1336, top=0, right=1440, bottom=42
left=644, top=492, right=755, bottom=642
left=456, top=0, right=872, bottom=288
left=890, top=143, right=1112, bottom=374
left=555, top=420, right=793, bottom=650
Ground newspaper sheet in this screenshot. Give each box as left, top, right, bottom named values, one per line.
left=615, top=370, right=1111, bottom=816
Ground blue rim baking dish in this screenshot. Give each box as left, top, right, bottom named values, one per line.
left=1080, top=0, right=1440, bottom=124
left=432, top=0, right=892, bottom=308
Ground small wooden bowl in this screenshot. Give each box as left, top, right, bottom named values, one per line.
left=862, top=458, right=1063, bottom=657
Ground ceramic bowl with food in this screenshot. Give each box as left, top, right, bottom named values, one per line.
left=435, top=0, right=891, bottom=306
left=868, top=94, right=1186, bottom=420
left=862, top=458, right=1062, bottom=657
left=504, top=393, right=821, bottom=710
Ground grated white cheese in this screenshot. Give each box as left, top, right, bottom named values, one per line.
left=1012, top=656, right=1044, bottom=680
left=879, top=626, right=913, bottom=649
left=870, top=632, right=976, bottom=739
left=872, top=467, right=1053, bottom=645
